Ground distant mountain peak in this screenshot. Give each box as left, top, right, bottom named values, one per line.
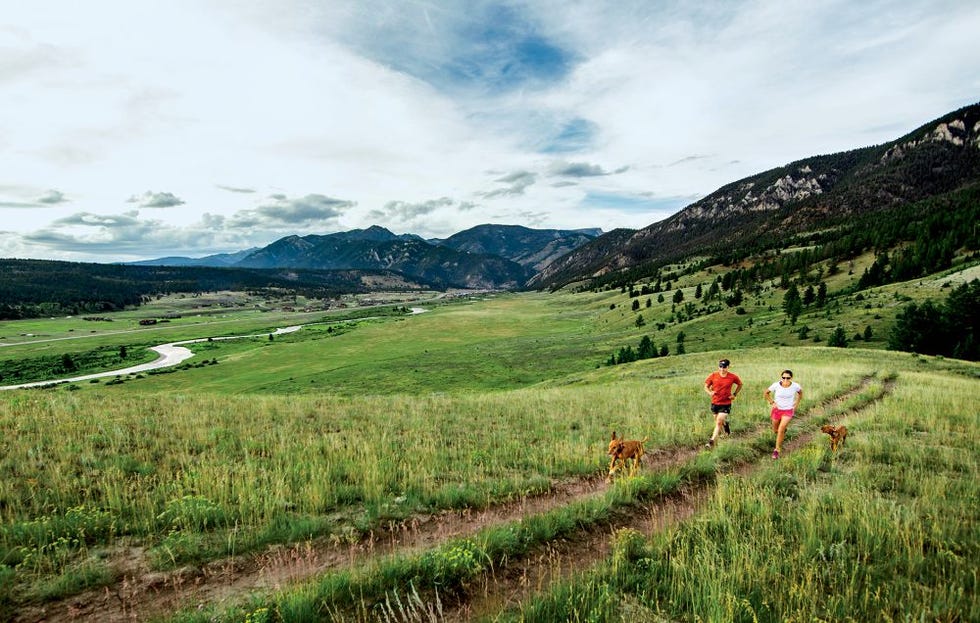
left=222, top=224, right=601, bottom=289
left=333, top=225, right=396, bottom=240
left=529, top=102, right=980, bottom=289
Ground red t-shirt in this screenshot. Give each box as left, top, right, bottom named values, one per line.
left=705, top=371, right=742, bottom=405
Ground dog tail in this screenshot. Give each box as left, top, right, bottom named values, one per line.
left=640, top=436, right=649, bottom=443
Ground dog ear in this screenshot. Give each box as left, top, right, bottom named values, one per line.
left=611, top=431, right=617, bottom=440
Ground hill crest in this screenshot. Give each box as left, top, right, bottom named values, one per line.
left=529, top=102, right=980, bottom=289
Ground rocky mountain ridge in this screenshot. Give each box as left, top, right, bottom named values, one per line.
left=529, top=102, right=980, bottom=289
left=133, top=224, right=603, bottom=290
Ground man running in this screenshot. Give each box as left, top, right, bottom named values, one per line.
left=704, top=358, right=742, bottom=449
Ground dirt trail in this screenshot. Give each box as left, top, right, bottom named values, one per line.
left=441, top=376, right=888, bottom=621
left=12, top=377, right=884, bottom=623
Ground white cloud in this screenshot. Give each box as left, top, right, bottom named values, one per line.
left=37, top=189, right=68, bottom=204
left=0, top=0, right=978, bottom=262
left=127, top=191, right=185, bottom=208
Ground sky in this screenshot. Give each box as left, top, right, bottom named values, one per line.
left=2, top=0, right=979, bottom=263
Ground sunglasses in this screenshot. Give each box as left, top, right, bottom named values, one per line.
left=781, top=376, right=792, bottom=379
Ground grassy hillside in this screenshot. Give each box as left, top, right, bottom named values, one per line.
left=511, top=368, right=979, bottom=622
left=0, top=259, right=977, bottom=620
left=532, top=104, right=980, bottom=290
left=1, top=345, right=975, bottom=620
left=3, top=251, right=976, bottom=393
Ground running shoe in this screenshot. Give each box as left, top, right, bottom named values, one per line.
left=705, top=438, right=715, bottom=449
left=772, top=450, right=780, bottom=460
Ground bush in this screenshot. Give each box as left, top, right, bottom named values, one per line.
left=828, top=326, right=848, bottom=348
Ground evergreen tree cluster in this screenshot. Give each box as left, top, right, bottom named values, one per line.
left=888, top=279, right=979, bottom=360
left=593, top=184, right=979, bottom=302
left=607, top=334, right=678, bottom=366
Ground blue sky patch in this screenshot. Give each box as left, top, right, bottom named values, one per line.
left=583, top=191, right=693, bottom=214
left=347, top=2, right=575, bottom=95
left=448, top=4, right=574, bottom=92
left=540, top=118, right=599, bottom=153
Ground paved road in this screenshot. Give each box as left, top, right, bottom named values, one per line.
left=0, top=326, right=303, bottom=391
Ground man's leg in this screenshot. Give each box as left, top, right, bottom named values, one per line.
left=706, top=411, right=725, bottom=448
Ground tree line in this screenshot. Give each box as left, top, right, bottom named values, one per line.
left=888, top=280, right=978, bottom=360
left=0, top=259, right=415, bottom=320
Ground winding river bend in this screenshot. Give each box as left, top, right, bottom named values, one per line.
left=0, top=326, right=303, bottom=391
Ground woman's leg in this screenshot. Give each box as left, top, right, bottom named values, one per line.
left=775, top=416, right=792, bottom=454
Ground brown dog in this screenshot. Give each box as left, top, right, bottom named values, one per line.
left=821, top=424, right=848, bottom=452
left=606, top=431, right=648, bottom=481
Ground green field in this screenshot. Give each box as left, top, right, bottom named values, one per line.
left=0, top=258, right=977, bottom=621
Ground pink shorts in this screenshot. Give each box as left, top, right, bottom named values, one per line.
left=770, top=407, right=795, bottom=421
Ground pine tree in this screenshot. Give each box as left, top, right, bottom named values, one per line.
left=638, top=335, right=655, bottom=359
left=802, top=285, right=815, bottom=306
left=617, top=346, right=637, bottom=364
left=706, top=281, right=721, bottom=302
left=726, top=289, right=743, bottom=308
left=816, top=282, right=827, bottom=307
left=828, top=325, right=849, bottom=348
left=783, top=284, right=803, bottom=325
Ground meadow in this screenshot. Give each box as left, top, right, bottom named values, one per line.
left=195, top=361, right=976, bottom=623
left=510, top=369, right=978, bottom=622
left=0, top=255, right=977, bottom=621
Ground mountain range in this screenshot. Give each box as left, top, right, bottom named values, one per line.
left=113, top=102, right=980, bottom=291
left=530, top=102, right=980, bottom=289
left=131, top=225, right=603, bottom=289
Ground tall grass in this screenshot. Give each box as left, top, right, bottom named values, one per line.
left=505, top=370, right=979, bottom=622
left=0, top=350, right=881, bottom=602
left=161, top=359, right=939, bottom=623
left=2, top=276, right=976, bottom=614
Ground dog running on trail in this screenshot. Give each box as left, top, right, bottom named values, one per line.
left=821, top=424, right=848, bottom=452
left=606, top=431, right=648, bottom=481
